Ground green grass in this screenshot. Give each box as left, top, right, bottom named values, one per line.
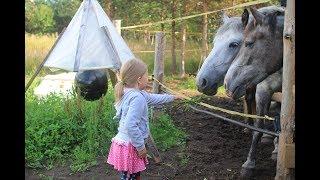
left=25, top=32, right=210, bottom=173
left=25, top=33, right=58, bottom=76
left=26, top=82, right=186, bottom=172
left=177, top=152, right=190, bottom=166
left=135, top=49, right=203, bottom=76
left=26, top=83, right=118, bottom=171
left=25, top=33, right=208, bottom=77
left=216, top=85, right=227, bottom=97
left=165, top=75, right=197, bottom=90
left=150, top=112, right=187, bottom=151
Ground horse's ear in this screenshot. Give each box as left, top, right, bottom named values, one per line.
left=221, top=11, right=230, bottom=24
left=249, top=7, right=265, bottom=25
left=241, top=8, right=249, bottom=28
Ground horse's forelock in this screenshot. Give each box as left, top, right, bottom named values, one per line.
left=216, top=17, right=242, bottom=37
left=266, top=11, right=284, bottom=35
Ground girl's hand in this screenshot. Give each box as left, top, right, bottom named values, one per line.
left=174, top=94, right=185, bottom=100
left=137, top=147, right=147, bottom=158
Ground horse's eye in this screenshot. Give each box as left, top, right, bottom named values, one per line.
left=229, top=42, right=239, bottom=48
left=245, top=41, right=254, bottom=48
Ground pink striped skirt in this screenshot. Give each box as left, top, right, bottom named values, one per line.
left=107, top=139, right=148, bottom=174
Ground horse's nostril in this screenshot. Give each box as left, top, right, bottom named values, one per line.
left=201, top=78, right=207, bottom=88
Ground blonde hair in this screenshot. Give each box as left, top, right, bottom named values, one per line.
left=114, top=58, right=147, bottom=104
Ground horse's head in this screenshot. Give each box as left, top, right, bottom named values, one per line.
left=224, top=7, right=284, bottom=100
left=196, top=13, right=244, bottom=96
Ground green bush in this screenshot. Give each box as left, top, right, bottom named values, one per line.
left=26, top=83, right=186, bottom=172
left=25, top=84, right=117, bottom=171
left=50, top=0, right=81, bottom=33
left=25, top=2, right=56, bottom=34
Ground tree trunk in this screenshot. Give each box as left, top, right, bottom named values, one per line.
left=201, top=0, right=208, bottom=62
left=171, top=0, right=177, bottom=74
left=105, top=0, right=114, bottom=19
left=160, top=1, right=167, bottom=31
left=180, top=0, right=187, bottom=78
left=275, top=0, right=295, bottom=179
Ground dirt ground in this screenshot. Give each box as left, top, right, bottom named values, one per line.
left=25, top=96, right=277, bottom=179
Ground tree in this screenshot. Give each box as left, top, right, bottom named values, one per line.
left=201, top=0, right=209, bottom=61
left=171, top=0, right=177, bottom=74
left=96, top=0, right=115, bottom=19
left=179, top=0, right=188, bottom=78
left=48, top=0, right=81, bottom=33
left=25, top=1, right=56, bottom=34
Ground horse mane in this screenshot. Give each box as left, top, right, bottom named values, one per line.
left=244, top=10, right=284, bottom=37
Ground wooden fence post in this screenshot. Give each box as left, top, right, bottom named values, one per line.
left=149, top=32, right=166, bottom=164
left=153, top=32, right=166, bottom=93
left=275, top=0, right=295, bottom=179
left=113, top=20, right=121, bottom=35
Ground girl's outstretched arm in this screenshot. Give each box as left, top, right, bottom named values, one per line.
left=140, top=90, right=175, bottom=106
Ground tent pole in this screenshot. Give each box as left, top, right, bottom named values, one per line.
left=103, top=26, right=122, bottom=86
left=102, top=26, right=122, bottom=69
left=25, top=27, right=67, bottom=92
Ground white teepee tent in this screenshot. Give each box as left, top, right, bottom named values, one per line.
left=43, top=0, right=135, bottom=72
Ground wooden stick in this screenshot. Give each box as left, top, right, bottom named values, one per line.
left=146, top=133, right=162, bottom=164
left=25, top=27, right=67, bottom=92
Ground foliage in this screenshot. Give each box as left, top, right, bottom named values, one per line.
left=48, top=0, right=82, bottom=33
left=25, top=0, right=280, bottom=35
left=26, top=82, right=186, bottom=172
left=25, top=84, right=117, bottom=171
left=25, top=33, right=206, bottom=76
left=150, top=112, right=187, bottom=151
left=25, top=1, right=56, bottom=34
left=25, top=33, right=58, bottom=76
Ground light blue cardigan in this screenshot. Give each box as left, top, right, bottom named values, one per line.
left=112, top=88, right=175, bottom=151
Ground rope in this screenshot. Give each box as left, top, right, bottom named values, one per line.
left=123, top=29, right=215, bottom=35
left=133, top=49, right=201, bottom=53
left=189, top=105, right=279, bottom=137
left=152, top=77, right=274, bottom=121
left=121, top=0, right=271, bottom=30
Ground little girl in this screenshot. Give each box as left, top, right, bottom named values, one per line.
left=107, top=58, right=181, bottom=180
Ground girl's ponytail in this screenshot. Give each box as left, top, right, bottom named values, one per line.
left=114, top=80, right=124, bottom=104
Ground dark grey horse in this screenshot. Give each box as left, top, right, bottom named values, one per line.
left=196, top=6, right=284, bottom=134
left=224, top=7, right=284, bottom=176
left=196, top=6, right=283, bottom=96
left=224, top=8, right=284, bottom=99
